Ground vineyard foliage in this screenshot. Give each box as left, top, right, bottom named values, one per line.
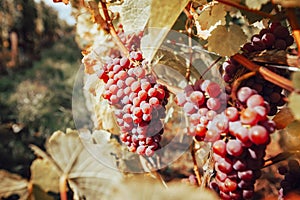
left=1, top=0, right=300, bottom=200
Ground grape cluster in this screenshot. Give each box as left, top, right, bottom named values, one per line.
left=97, top=51, right=169, bottom=156
left=108, top=25, right=143, bottom=58
left=278, top=159, right=300, bottom=199
left=175, top=79, right=228, bottom=142
left=222, top=22, right=293, bottom=115
left=208, top=87, right=275, bottom=200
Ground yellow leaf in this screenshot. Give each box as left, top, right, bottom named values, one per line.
left=245, top=0, right=269, bottom=10
left=196, top=3, right=226, bottom=31
left=111, top=177, right=219, bottom=200
left=286, top=120, right=300, bottom=137
left=292, top=71, right=300, bottom=90
left=30, top=159, right=61, bottom=193
left=0, top=170, right=29, bottom=200
left=207, top=24, right=247, bottom=56
left=120, top=0, right=151, bottom=33
left=31, top=129, right=123, bottom=200
left=141, top=0, right=189, bottom=61
left=288, top=92, right=300, bottom=121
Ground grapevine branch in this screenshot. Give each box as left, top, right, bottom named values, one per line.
left=263, top=151, right=295, bottom=168
left=191, top=141, right=202, bottom=186
left=232, top=53, right=294, bottom=92
left=99, top=0, right=129, bottom=57
left=286, top=8, right=300, bottom=57
left=216, top=0, right=276, bottom=20
left=231, top=71, right=256, bottom=102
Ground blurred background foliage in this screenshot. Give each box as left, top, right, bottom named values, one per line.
left=0, top=0, right=81, bottom=180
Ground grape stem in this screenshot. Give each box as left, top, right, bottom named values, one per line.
left=216, top=0, right=277, bottom=20
left=286, top=8, right=300, bottom=57
left=232, top=53, right=294, bottom=92
left=59, top=174, right=68, bottom=200
left=191, top=141, right=202, bottom=186
left=202, top=56, right=222, bottom=77
left=231, top=71, right=256, bottom=102
left=99, top=0, right=130, bottom=57
left=263, top=151, right=296, bottom=168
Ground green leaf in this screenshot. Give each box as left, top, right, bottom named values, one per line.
left=292, top=71, right=300, bottom=90
left=207, top=24, right=247, bottom=56
left=288, top=92, right=300, bottom=121
left=141, top=0, right=189, bottom=61
left=120, top=0, right=151, bottom=33
left=245, top=0, right=269, bottom=10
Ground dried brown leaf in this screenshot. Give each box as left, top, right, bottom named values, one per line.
left=207, top=24, right=247, bottom=56
left=0, top=170, right=29, bottom=200
left=272, top=107, right=295, bottom=129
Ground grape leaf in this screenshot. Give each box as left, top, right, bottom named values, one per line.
left=207, top=24, right=247, bottom=56
left=288, top=92, right=300, bottom=121
left=272, top=107, right=295, bottom=129
left=245, top=0, right=269, bottom=10
left=120, top=0, right=151, bottom=33
left=30, top=129, right=123, bottom=200
left=32, top=185, right=55, bottom=200
left=292, top=71, right=300, bottom=90
left=272, top=0, right=300, bottom=7
left=30, top=159, right=60, bottom=193
left=196, top=3, right=226, bottom=31
left=111, top=177, right=219, bottom=200
left=0, top=170, right=29, bottom=200
left=141, top=0, right=189, bottom=61
left=286, top=120, right=300, bottom=137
